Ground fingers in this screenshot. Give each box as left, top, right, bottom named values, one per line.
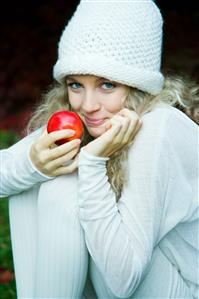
left=100, top=117, right=123, bottom=144
left=104, top=120, right=112, bottom=131
left=29, top=129, right=81, bottom=177
left=108, top=109, right=142, bottom=147
left=121, top=112, right=142, bottom=146
left=43, top=147, right=80, bottom=173
left=37, top=129, right=76, bottom=149
left=50, top=157, right=79, bottom=176
left=47, top=139, right=81, bottom=161
left=90, top=110, right=141, bottom=157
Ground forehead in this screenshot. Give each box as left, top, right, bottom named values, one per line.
left=66, top=75, right=110, bottom=82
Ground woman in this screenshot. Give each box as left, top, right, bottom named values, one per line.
left=1, top=0, right=198, bottom=298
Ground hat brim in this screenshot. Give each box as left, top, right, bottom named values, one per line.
left=53, top=54, right=164, bottom=95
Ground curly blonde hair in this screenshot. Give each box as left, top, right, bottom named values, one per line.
left=27, top=75, right=199, bottom=201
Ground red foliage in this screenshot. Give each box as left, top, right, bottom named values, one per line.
left=0, top=109, right=32, bottom=136
left=0, top=268, right=15, bottom=284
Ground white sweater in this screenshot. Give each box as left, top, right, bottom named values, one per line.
left=0, top=104, right=198, bottom=298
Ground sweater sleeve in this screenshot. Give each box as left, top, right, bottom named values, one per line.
left=77, top=109, right=171, bottom=298
left=0, top=128, right=54, bottom=198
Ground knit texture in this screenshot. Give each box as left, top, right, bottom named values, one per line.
left=53, top=0, right=164, bottom=95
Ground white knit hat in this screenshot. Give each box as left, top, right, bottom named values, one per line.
left=53, top=0, right=164, bottom=95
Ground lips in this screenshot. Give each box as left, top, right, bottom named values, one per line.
left=84, top=116, right=106, bottom=126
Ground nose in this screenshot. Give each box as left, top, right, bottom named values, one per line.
left=81, top=91, right=101, bottom=113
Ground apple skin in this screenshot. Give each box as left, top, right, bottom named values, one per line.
left=47, top=110, right=84, bottom=145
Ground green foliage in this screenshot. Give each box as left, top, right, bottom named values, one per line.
left=0, top=131, right=19, bottom=150
left=0, top=130, right=18, bottom=298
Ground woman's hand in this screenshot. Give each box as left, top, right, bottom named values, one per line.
left=30, top=129, right=81, bottom=176
left=83, top=108, right=142, bottom=157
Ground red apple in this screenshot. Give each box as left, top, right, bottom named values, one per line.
left=47, top=110, right=84, bottom=145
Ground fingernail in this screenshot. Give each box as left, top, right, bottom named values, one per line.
left=67, top=130, right=75, bottom=136
left=73, top=139, right=81, bottom=146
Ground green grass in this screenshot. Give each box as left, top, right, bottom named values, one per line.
left=0, top=198, right=17, bottom=299
left=0, top=130, right=19, bottom=299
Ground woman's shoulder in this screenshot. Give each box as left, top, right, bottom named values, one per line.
left=143, top=103, right=197, bottom=127
left=129, top=103, right=198, bottom=161
left=128, top=103, right=198, bottom=178
left=141, top=103, right=198, bottom=140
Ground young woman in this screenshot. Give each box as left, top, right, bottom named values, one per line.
left=1, top=0, right=198, bottom=298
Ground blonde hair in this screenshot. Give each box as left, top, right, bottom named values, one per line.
left=27, top=75, right=199, bottom=201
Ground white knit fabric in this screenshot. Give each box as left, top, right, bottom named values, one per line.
left=3, top=104, right=198, bottom=298
left=53, top=0, right=164, bottom=95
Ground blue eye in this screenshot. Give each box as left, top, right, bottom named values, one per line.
left=102, top=82, right=115, bottom=89
left=68, top=82, right=82, bottom=89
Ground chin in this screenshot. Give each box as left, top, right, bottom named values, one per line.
left=86, top=125, right=106, bottom=138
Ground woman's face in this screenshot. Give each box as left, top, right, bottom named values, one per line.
left=66, top=75, right=129, bottom=138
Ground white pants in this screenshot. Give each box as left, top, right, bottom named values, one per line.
left=9, top=175, right=194, bottom=299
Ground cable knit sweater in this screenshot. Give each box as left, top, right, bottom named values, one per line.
left=0, top=104, right=198, bottom=298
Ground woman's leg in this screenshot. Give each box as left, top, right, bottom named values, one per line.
left=34, top=173, right=89, bottom=298
left=9, top=174, right=97, bottom=299
left=9, top=185, right=39, bottom=298
left=89, top=245, right=193, bottom=299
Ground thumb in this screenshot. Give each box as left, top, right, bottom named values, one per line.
left=104, top=120, right=112, bottom=131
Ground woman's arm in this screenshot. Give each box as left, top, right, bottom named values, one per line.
left=0, top=128, right=53, bottom=198
left=77, top=107, right=197, bottom=298
left=0, top=125, right=82, bottom=198
left=78, top=142, right=167, bottom=298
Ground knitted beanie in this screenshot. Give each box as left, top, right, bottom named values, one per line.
left=53, top=0, right=164, bottom=95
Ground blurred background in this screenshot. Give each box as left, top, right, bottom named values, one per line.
left=0, top=0, right=198, bottom=298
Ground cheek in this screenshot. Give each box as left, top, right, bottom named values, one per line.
left=68, top=92, right=81, bottom=111
left=103, top=96, right=125, bottom=114
left=103, top=88, right=127, bottom=114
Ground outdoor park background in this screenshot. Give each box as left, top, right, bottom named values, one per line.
left=0, top=0, right=199, bottom=298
